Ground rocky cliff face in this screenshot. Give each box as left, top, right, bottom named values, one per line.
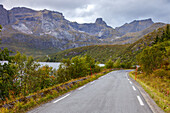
left=69, top=18, right=120, bottom=39
left=0, top=5, right=9, bottom=26
left=0, top=4, right=160, bottom=56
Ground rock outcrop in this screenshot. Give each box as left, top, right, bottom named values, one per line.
left=0, top=5, right=9, bottom=26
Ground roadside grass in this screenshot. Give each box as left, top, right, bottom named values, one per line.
left=0, top=69, right=112, bottom=113
left=129, top=71, right=170, bottom=113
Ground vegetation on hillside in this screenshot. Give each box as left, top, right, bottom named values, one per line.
left=39, top=44, right=128, bottom=63
left=137, top=24, right=170, bottom=75
left=105, top=58, right=132, bottom=69
left=131, top=24, right=170, bottom=112
left=120, top=24, right=169, bottom=63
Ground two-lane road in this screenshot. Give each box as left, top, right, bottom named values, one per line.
left=28, top=70, right=152, bottom=113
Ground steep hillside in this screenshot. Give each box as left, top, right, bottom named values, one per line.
left=120, top=24, right=169, bottom=63
left=113, top=23, right=165, bottom=44
left=0, top=32, right=61, bottom=57
left=39, top=45, right=128, bottom=63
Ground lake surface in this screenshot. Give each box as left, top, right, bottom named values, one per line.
left=0, top=61, right=105, bottom=70
left=38, top=62, right=61, bottom=70
left=39, top=62, right=105, bottom=70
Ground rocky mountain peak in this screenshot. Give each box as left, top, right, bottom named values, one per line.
left=10, top=7, right=36, bottom=14
left=0, top=4, right=9, bottom=26
left=95, top=18, right=107, bottom=26
left=115, top=18, right=154, bottom=35
left=131, top=18, right=153, bottom=24
left=0, top=4, right=3, bottom=8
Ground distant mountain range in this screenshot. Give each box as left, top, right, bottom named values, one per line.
left=39, top=24, right=168, bottom=63
left=0, top=4, right=165, bottom=57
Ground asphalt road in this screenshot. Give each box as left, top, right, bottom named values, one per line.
left=28, top=70, right=153, bottom=113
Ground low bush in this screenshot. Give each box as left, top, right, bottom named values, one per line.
left=153, top=69, right=170, bottom=78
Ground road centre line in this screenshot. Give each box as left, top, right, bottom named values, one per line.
left=129, top=81, right=132, bottom=84
left=132, top=86, right=136, bottom=91
left=78, top=85, right=86, bottom=90
left=53, top=93, right=70, bottom=103
left=137, top=96, right=144, bottom=106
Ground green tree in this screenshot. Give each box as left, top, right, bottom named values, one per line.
left=83, top=55, right=95, bottom=75
left=113, top=58, right=121, bottom=68
left=57, top=55, right=102, bottom=83
left=153, top=35, right=159, bottom=44
left=105, top=59, right=113, bottom=69
left=71, top=56, right=87, bottom=78
left=136, top=44, right=166, bottom=75
left=0, top=49, right=15, bottom=99
left=165, top=24, right=170, bottom=40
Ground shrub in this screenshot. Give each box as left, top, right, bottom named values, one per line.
left=153, top=69, right=169, bottom=78
left=0, top=107, right=9, bottom=113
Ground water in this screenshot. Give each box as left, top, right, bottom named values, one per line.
left=0, top=61, right=105, bottom=70
left=38, top=62, right=61, bottom=70
left=99, top=64, right=105, bottom=67
left=39, top=62, right=105, bottom=70
left=0, top=61, right=8, bottom=65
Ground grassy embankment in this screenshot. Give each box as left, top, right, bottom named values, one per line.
left=0, top=69, right=112, bottom=113
left=129, top=71, right=170, bottom=112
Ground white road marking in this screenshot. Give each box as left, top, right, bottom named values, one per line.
left=132, top=86, right=136, bottom=91
left=129, top=81, right=132, bottom=84
left=100, top=76, right=104, bottom=79
left=53, top=93, right=70, bottom=103
left=90, top=81, right=95, bottom=84
left=137, top=96, right=144, bottom=106
left=128, top=79, right=129, bottom=81
left=78, top=85, right=86, bottom=90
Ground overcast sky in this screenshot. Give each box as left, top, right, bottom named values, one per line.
left=0, top=0, right=170, bottom=28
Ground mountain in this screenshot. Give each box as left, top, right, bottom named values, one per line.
left=115, top=18, right=154, bottom=35
left=69, top=18, right=120, bottom=39
left=0, top=4, right=164, bottom=57
left=113, top=22, right=165, bottom=44
left=0, top=5, right=119, bottom=39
